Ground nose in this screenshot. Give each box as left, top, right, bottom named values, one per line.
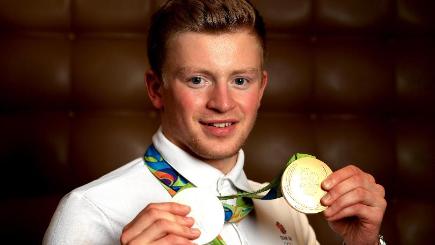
left=206, top=83, right=236, bottom=113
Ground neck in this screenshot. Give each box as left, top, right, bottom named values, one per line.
left=203, top=155, right=238, bottom=174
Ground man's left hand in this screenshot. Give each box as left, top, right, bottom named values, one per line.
left=320, top=165, right=387, bottom=245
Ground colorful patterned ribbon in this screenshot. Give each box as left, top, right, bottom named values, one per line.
left=143, top=144, right=315, bottom=244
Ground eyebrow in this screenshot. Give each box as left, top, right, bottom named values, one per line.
left=174, top=67, right=212, bottom=78
left=174, top=67, right=261, bottom=77
left=231, top=68, right=261, bottom=76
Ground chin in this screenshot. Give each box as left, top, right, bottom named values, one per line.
left=204, top=149, right=240, bottom=160
left=191, top=138, right=244, bottom=160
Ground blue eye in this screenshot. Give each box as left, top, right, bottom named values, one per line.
left=234, top=78, right=247, bottom=86
left=187, top=76, right=208, bottom=88
left=191, top=76, right=202, bottom=84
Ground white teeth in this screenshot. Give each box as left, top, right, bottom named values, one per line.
left=210, top=122, right=232, bottom=128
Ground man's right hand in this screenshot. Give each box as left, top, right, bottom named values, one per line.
left=120, top=202, right=201, bottom=245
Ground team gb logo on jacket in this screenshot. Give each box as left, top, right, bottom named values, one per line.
left=275, top=221, right=294, bottom=244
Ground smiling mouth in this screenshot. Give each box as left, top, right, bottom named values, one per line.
left=201, top=121, right=236, bottom=128
left=207, top=122, right=233, bottom=128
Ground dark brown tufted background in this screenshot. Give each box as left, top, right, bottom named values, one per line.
left=1, top=0, right=434, bottom=244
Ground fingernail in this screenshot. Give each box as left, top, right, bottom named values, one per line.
left=184, top=216, right=194, bottom=223
left=190, top=228, right=201, bottom=236
left=322, top=180, right=331, bottom=190
left=180, top=205, right=191, bottom=212
left=321, top=193, right=330, bottom=204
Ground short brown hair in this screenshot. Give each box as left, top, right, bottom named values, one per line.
left=147, top=0, right=266, bottom=77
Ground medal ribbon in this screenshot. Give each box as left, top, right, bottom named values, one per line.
left=217, top=152, right=316, bottom=201
left=143, top=144, right=315, bottom=244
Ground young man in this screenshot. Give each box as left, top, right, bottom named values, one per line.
left=44, top=0, right=386, bottom=244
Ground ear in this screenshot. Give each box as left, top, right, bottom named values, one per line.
left=257, top=70, right=269, bottom=106
left=145, top=70, right=164, bottom=109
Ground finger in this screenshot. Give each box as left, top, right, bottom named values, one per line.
left=143, top=202, right=192, bottom=216
left=374, top=183, right=385, bottom=198
left=129, top=219, right=201, bottom=245
left=322, top=165, right=367, bottom=191
left=321, top=173, right=381, bottom=206
left=150, top=234, right=198, bottom=245
left=130, top=202, right=193, bottom=228
left=123, top=207, right=194, bottom=241
left=325, top=202, right=386, bottom=223
left=121, top=203, right=193, bottom=243
left=323, top=187, right=385, bottom=219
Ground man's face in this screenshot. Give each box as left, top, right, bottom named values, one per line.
left=152, top=29, right=267, bottom=166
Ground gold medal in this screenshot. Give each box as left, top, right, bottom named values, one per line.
left=281, top=157, right=332, bottom=214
